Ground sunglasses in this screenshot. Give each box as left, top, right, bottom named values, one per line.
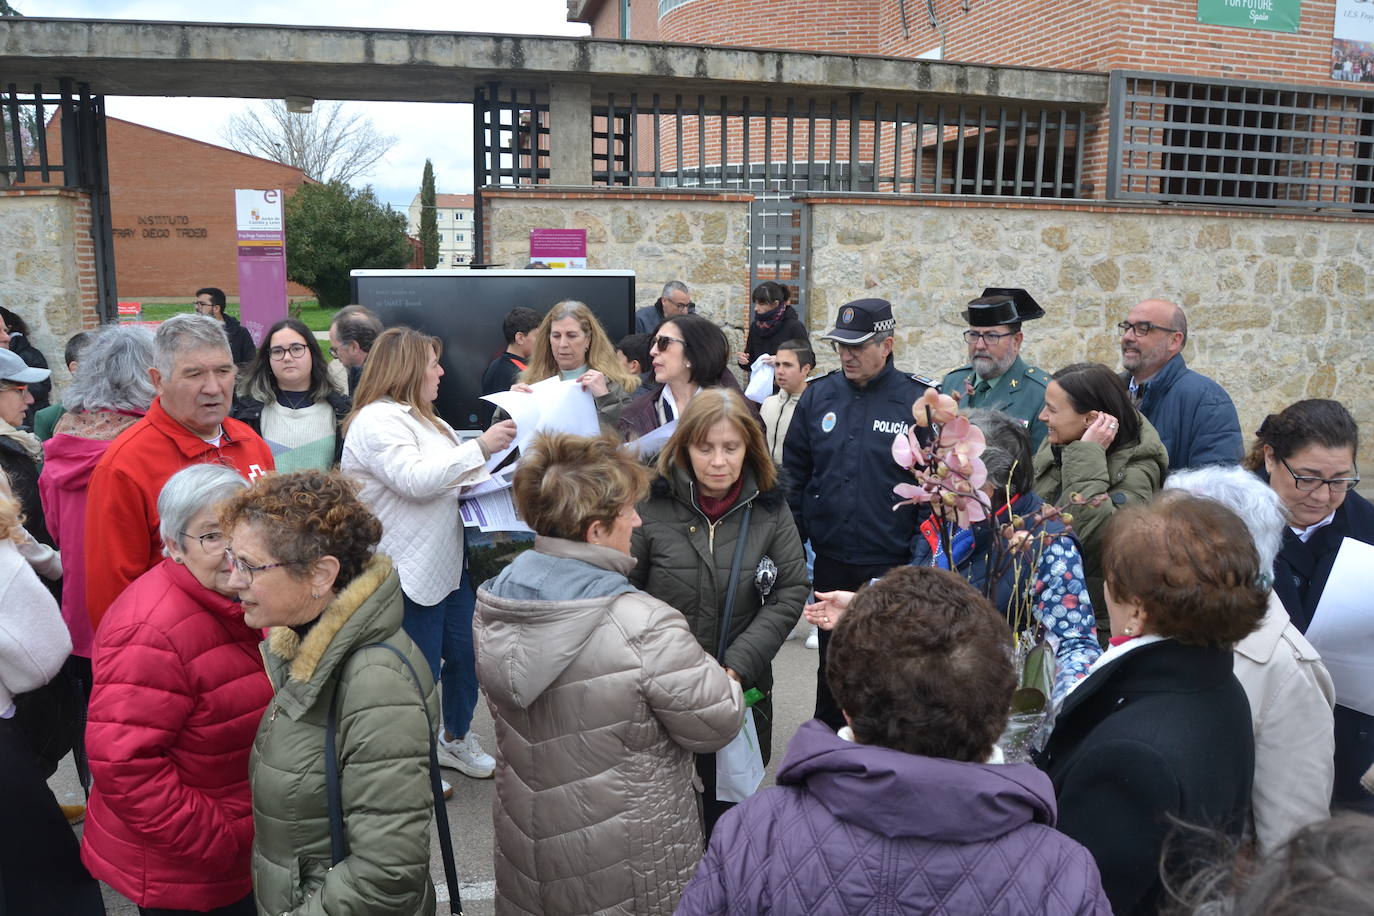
left=654, top=334, right=686, bottom=351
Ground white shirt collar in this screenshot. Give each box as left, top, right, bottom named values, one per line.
left=1291, top=511, right=1337, bottom=543
left=1067, top=633, right=1169, bottom=696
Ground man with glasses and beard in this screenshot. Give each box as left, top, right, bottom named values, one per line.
left=1118, top=298, right=1242, bottom=471
left=942, top=287, right=1051, bottom=451
left=783, top=299, right=937, bottom=730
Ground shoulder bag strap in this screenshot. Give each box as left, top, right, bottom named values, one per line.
left=715, top=504, right=754, bottom=660
left=326, top=642, right=464, bottom=915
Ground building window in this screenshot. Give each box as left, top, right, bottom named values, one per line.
left=438, top=233, right=444, bottom=242
left=456, top=233, right=465, bottom=242
left=659, top=0, right=696, bottom=16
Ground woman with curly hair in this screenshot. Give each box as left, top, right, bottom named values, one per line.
left=517, top=300, right=639, bottom=427
left=1035, top=495, right=1267, bottom=915
left=231, top=317, right=350, bottom=472
left=221, top=471, right=441, bottom=915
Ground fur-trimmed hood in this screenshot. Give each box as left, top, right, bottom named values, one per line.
left=263, top=553, right=405, bottom=720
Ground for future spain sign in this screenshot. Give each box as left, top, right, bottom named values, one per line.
left=1197, top=0, right=1300, bottom=32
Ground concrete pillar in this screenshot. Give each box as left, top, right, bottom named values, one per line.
left=548, top=79, right=593, bottom=186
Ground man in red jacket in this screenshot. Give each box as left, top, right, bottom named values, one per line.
left=84, top=314, right=273, bottom=629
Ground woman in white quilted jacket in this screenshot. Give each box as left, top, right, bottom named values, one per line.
left=341, top=327, right=516, bottom=782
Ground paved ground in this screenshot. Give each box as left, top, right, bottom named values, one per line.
left=51, top=626, right=821, bottom=915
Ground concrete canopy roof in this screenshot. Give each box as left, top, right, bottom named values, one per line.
left=1, top=18, right=1107, bottom=110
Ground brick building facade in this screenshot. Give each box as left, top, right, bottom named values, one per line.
left=42, top=115, right=311, bottom=300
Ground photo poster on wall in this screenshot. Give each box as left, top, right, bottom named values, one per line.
left=1333, top=0, right=1374, bottom=81
left=1197, top=0, right=1300, bottom=32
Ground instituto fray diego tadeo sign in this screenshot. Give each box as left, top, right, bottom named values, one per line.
left=1197, top=0, right=1300, bottom=32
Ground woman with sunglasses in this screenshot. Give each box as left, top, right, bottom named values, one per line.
left=1247, top=398, right=1374, bottom=814
left=618, top=313, right=756, bottom=439
left=83, top=465, right=270, bottom=916
left=232, top=318, right=351, bottom=473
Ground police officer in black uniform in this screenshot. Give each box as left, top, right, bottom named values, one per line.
left=783, top=298, right=936, bottom=730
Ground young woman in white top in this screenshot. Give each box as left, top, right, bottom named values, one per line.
left=232, top=317, right=351, bottom=472
left=341, top=327, right=516, bottom=779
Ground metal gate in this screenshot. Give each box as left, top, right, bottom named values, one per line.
left=748, top=196, right=808, bottom=323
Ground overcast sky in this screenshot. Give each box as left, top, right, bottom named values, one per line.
left=29, top=1, right=591, bottom=210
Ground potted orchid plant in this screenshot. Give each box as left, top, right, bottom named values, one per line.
left=890, top=389, right=1071, bottom=761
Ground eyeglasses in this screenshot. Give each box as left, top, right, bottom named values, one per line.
left=653, top=334, right=686, bottom=352
left=1279, top=457, right=1360, bottom=494
left=180, top=530, right=226, bottom=555
left=269, top=343, right=309, bottom=361
left=828, top=338, right=879, bottom=353
left=0, top=383, right=27, bottom=393
left=328, top=345, right=339, bottom=358
left=1117, top=320, right=1180, bottom=337
left=224, top=547, right=289, bottom=584
left=963, top=330, right=1016, bottom=345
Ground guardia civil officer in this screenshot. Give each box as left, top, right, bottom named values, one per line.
left=942, top=287, right=1052, bottom=451
left=782, top=298, right=936, bottom=730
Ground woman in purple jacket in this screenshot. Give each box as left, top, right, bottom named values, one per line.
left=677, top=565, right=1111, bottom=916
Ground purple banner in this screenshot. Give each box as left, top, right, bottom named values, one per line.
left=235, top=189, right=288, bottom=346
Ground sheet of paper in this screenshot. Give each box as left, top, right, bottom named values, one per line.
left=462, top=466, right=517, bottom=498
left=1304, top=536, right=1374, bottom=716
left=460, top=488, right=533, bottom=533
left=744, top=355, right=775, bottom=404
left=624, top=419, right=678, bottom=460
left=481, top=376, right=601, bottom=456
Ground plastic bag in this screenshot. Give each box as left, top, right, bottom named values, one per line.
left=715, top=707, right=765, bottom=802
left=743, top=355, right=775, bottom=404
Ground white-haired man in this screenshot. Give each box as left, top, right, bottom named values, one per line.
left=84, top=314, right=273, bottom=627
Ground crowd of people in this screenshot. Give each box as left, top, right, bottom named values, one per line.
left=1, top=279, right=1372, bottom=916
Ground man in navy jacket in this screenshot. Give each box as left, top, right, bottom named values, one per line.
left=1119, top=298, right=1242, bottom=472
left=783, top=298, right=935, bottom=729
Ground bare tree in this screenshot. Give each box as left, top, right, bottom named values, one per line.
left=220, top=100, right=397, bottom=184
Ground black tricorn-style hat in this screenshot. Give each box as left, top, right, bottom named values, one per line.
left=962, top=287, right=1045, bottom=326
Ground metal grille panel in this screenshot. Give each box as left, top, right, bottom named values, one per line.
left=1108, top=70, right=1374, bottom=213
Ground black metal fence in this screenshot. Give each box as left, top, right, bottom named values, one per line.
left=1108, top=70, right=1374, bottom=214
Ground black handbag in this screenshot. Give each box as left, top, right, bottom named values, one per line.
left=325, top=642, right=463, bottom=915
left=13, top=657, right=84, bottom=779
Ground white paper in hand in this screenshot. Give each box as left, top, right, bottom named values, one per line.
left=744, top=355, right=775, bottom=404
left=480, top=376, right=601, bottom=456
left=1305, top=537, right=1374, bottom=716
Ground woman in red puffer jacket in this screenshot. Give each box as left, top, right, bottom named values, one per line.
left=82, top=465, right=273, bottom=915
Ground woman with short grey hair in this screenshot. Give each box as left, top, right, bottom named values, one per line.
left=41, top=324, right=157, bottom=663
left=82, top=464, right=271, bottom=916
left=1164, top=465, right=1336, bottom=853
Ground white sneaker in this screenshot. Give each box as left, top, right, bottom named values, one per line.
left=804, top=625, right=819, bottom=650
left=437, top=730, right=495, bottom=779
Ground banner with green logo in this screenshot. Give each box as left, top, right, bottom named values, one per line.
left=1197, top=0, right=1300, bottom=32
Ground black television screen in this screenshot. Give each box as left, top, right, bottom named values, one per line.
left=351, top=269, right=636, bottom=431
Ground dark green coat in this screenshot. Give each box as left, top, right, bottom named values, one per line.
left=630, top=465, right=807, bottom=763
left=251, top=556, right=439, bottom=916
left=942, top=355, right=1051, bottom=451
left=1032, top=415, right=1169, bottom=639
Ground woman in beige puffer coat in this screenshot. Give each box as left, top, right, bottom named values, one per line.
left=475, top=433, right=744, bottom=916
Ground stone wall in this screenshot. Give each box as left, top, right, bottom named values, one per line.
left=0, top=189, right=100, bottom=396
left=802, top=195, right=1374, bottom=477
left=482, top=187, right=755, bottom=353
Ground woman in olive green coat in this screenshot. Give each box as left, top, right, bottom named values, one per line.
left=630, top=388, right=808, bottom=838
left=1033, top=362, right=1169, bottom=640
left=221, top=471, right=440, bottom=916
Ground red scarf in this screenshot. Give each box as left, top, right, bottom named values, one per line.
left=697, top=476, right=744, bottom=523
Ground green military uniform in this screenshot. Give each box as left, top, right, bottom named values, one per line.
left=942, top=355, right=1051, bottom=452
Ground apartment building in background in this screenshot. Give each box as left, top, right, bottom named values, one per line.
left=407, top=192, right=476, bottom=266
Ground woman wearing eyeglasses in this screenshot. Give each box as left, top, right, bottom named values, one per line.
left=618, top=312, right=758, bottom=439
left=220, top=471, right=441, bottom=916
left=231, top=318, right=351, bottom=473
left=83, top=465, right=271, bottom=916
left=1247, top=398, right=1374, bottom=814
left=1033, top=362, right=1167, bottom=640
